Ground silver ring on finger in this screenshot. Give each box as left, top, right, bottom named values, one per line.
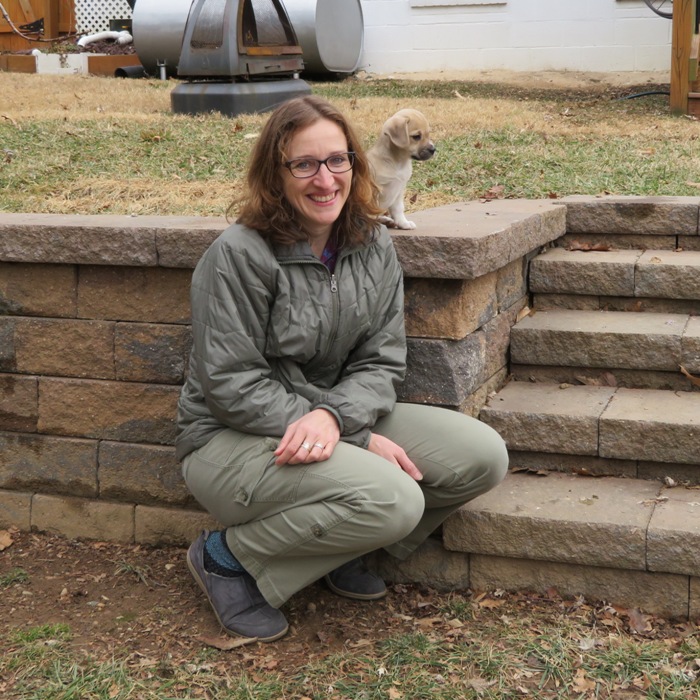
left=313, top=443, right=325, bottom=450
left=301, top=441, right=312, bottom=451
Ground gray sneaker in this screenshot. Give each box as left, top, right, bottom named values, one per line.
left=187, top=531, right=288, bottom=642
left=324, top=557, right=387, bottom=600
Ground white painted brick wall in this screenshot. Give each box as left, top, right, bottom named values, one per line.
left=358, top=0, right=672, bottom=74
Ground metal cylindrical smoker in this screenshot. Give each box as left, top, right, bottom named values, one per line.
left=131, top=0, right=194, bottom=77
left=283, top=0, right=364, bottom=75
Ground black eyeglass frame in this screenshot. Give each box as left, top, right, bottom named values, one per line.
left=283, top=152, right=356, bottom=179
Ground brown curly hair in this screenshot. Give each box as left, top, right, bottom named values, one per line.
left=233, top=95, right=382, bottom=247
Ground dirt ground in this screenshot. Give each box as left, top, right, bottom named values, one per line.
left=1, top=528, right=468, bottom=666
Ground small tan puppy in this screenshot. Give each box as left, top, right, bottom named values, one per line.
left=367, top=109, right=436, bottom=230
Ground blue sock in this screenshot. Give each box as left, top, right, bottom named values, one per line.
left=203, top=530, right=245, bottom=577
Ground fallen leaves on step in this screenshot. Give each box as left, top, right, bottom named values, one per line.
left=680, top=365, right=700, bottom=388
left=566, top=240, right=612, bottom=252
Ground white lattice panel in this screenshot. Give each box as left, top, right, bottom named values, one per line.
left=74, top=0, right=133, bottom=35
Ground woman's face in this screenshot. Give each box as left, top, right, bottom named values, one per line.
left=280, top=118, right=352, bottom=242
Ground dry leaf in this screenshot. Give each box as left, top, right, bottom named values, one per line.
left=0, top=530, right=13, bottom=551
left=516, top=306, right=533, bottom=323
left=680, top=365, right=700, bottom=388
left=685, top=181, right=700, bottom=189
left=453, top=90, right=466, bottom=100
left=572, top=668, right=596, bottom=692
left=197, top=634, right=258, bottom=650
left=388, top=688, right=403, bottom=699
left=628, top=608, right=653, bottom=634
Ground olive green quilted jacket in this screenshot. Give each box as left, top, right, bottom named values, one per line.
left=175, top=223, right=406, bottom=461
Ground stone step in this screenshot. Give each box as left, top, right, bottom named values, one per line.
left=479, top=381, right=700, bottom=475
left=510, top=309, right=700, bottom=378
left=373, top=470, right=700, bottom=618
left=530, top=248, right=700, bottom=300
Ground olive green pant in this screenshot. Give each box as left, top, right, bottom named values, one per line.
left=181, top=403, right=508, bottom=608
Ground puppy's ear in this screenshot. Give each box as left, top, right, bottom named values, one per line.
left=383, top=114, right=411, bottom=149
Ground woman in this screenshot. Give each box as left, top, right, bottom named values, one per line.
left=176, top=95, right=508, bottom=642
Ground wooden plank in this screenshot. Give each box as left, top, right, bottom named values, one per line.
left=43, top=0, right=59, bottom=40
left=670, top=0, right=694, bottom=114
left=17, top=0, right=36, bottom=23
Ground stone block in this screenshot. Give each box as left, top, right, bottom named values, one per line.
left=0, top=375, right=38, bottom=432
left=444, top=472, right=656, bottom=570
left=496, top=258, right=527, bottom=312
left=0, top=213, right=158, bottom=265
left=648, top=488, right=700, bottom=576
left=0, top=432, right=97, bottom=497
left=31, top=494, right=134, bottom=542
left=367, top=536, right=470, bottom=591
left=638, top=461, right=700, bottom=485
left=135, top=505, right=218, bottom=546
left=511, top=310, right=684, bottom=371
left=0, top=318, right=16, bottom=371
left=99, top=441, right=193, bottom=506
left=392, top=199, right=564, bottom=279
left=507, top=451, right=637, bottom=478
left=691, top=578, right=700, bottom=618
left=600, top=388, right=700, bottom=464
left=155, top=224, right=224, bottom=268
left=469, top=554, right=689, bottom=618
left=635, top=250, right=700, bottom=300
left=0, top=263, right=77, bottom=317
left=482, top=301, right=524, bottom=382
left=563, top=195, right=700, bottom=236
left=14, top=318, right=115, bottom=379
left=0, top=489, right=31, bottom=530
left=399, top=332, right=486, bottom=407
left=403, top=273, right=497, bottom=340
left=532, top=294, right=601, bottom=311
left=679, top=236, right=700, bottom=251
left=530, top=249, right=639, bottom=296
left=683, top=317, right=700, bottom=374
left=459, top=366, right=508, bottom=418
left=480, top=382, right=615, bottom=455
left=115, top=323, right=191, bottom=384
left=510, top=365, right=695, bottom=393
left=559, top=233, right=677, bottom=250
left=77, top=266, right=192, bottom=324
left=38, top=378, right=179, bottom=445
left=603, top=297, right=700, bottom=314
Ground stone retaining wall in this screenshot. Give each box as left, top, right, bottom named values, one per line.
left=0, top=199, right=564, bottom=544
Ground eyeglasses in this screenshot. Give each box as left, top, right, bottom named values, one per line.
left=284, top=152, right=355, bottom=179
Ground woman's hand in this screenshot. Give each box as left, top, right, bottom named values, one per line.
left=275, top=409, right=341, bottom=465
left=368, top=433, right=423, bottom=481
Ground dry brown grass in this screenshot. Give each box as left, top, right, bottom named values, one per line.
left=1, top=71, right=696, bottom=217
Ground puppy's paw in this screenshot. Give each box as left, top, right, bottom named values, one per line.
left=394, top=219, right=417, bottom=230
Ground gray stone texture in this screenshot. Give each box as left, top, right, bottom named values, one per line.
left=647, top=487, right=700, bottom=576
left=563, top=195, right=700, bottom=235
left=480, top=382, right=615, bottom=455
left=0, top=374, right=38, bottom=432
left=115, top=323, right=192, bottom=384
left=530, top=248, right=640, bottom=297
left=0, top=489, right=32, bottom=530
left=32, top=494, right=134, bottom=542
left=444, top=472, right=657, bottom=570
left=0, top=263, right=77, bottom=317
left=38, top=377, right=179, bottom=445
left=511, top=309, right=686, bottom=371
left=469, top=554, right=689, bottom=619
left=368, top=536, right=471, bottom=591
left=78, top=266, right=192, bottom=324
left=507, top=451, right=638, bottom=478
left=393, top=199, right=565, bottom=279
left=0, top=432, right=97, bottom=497
left=559, top=233, right=677, bottom=250
left=99, top=441, right=194, bottom=506
left=683, top=316, right=700, bottom=374
left=600, top=388, right=700, bottom=465
left=135, top=505, right=219, bottom=546
left=635, top=250, right=700, bottom=300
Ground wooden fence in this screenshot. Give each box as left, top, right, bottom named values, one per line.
left=0, top=0, right=75, bottom=52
